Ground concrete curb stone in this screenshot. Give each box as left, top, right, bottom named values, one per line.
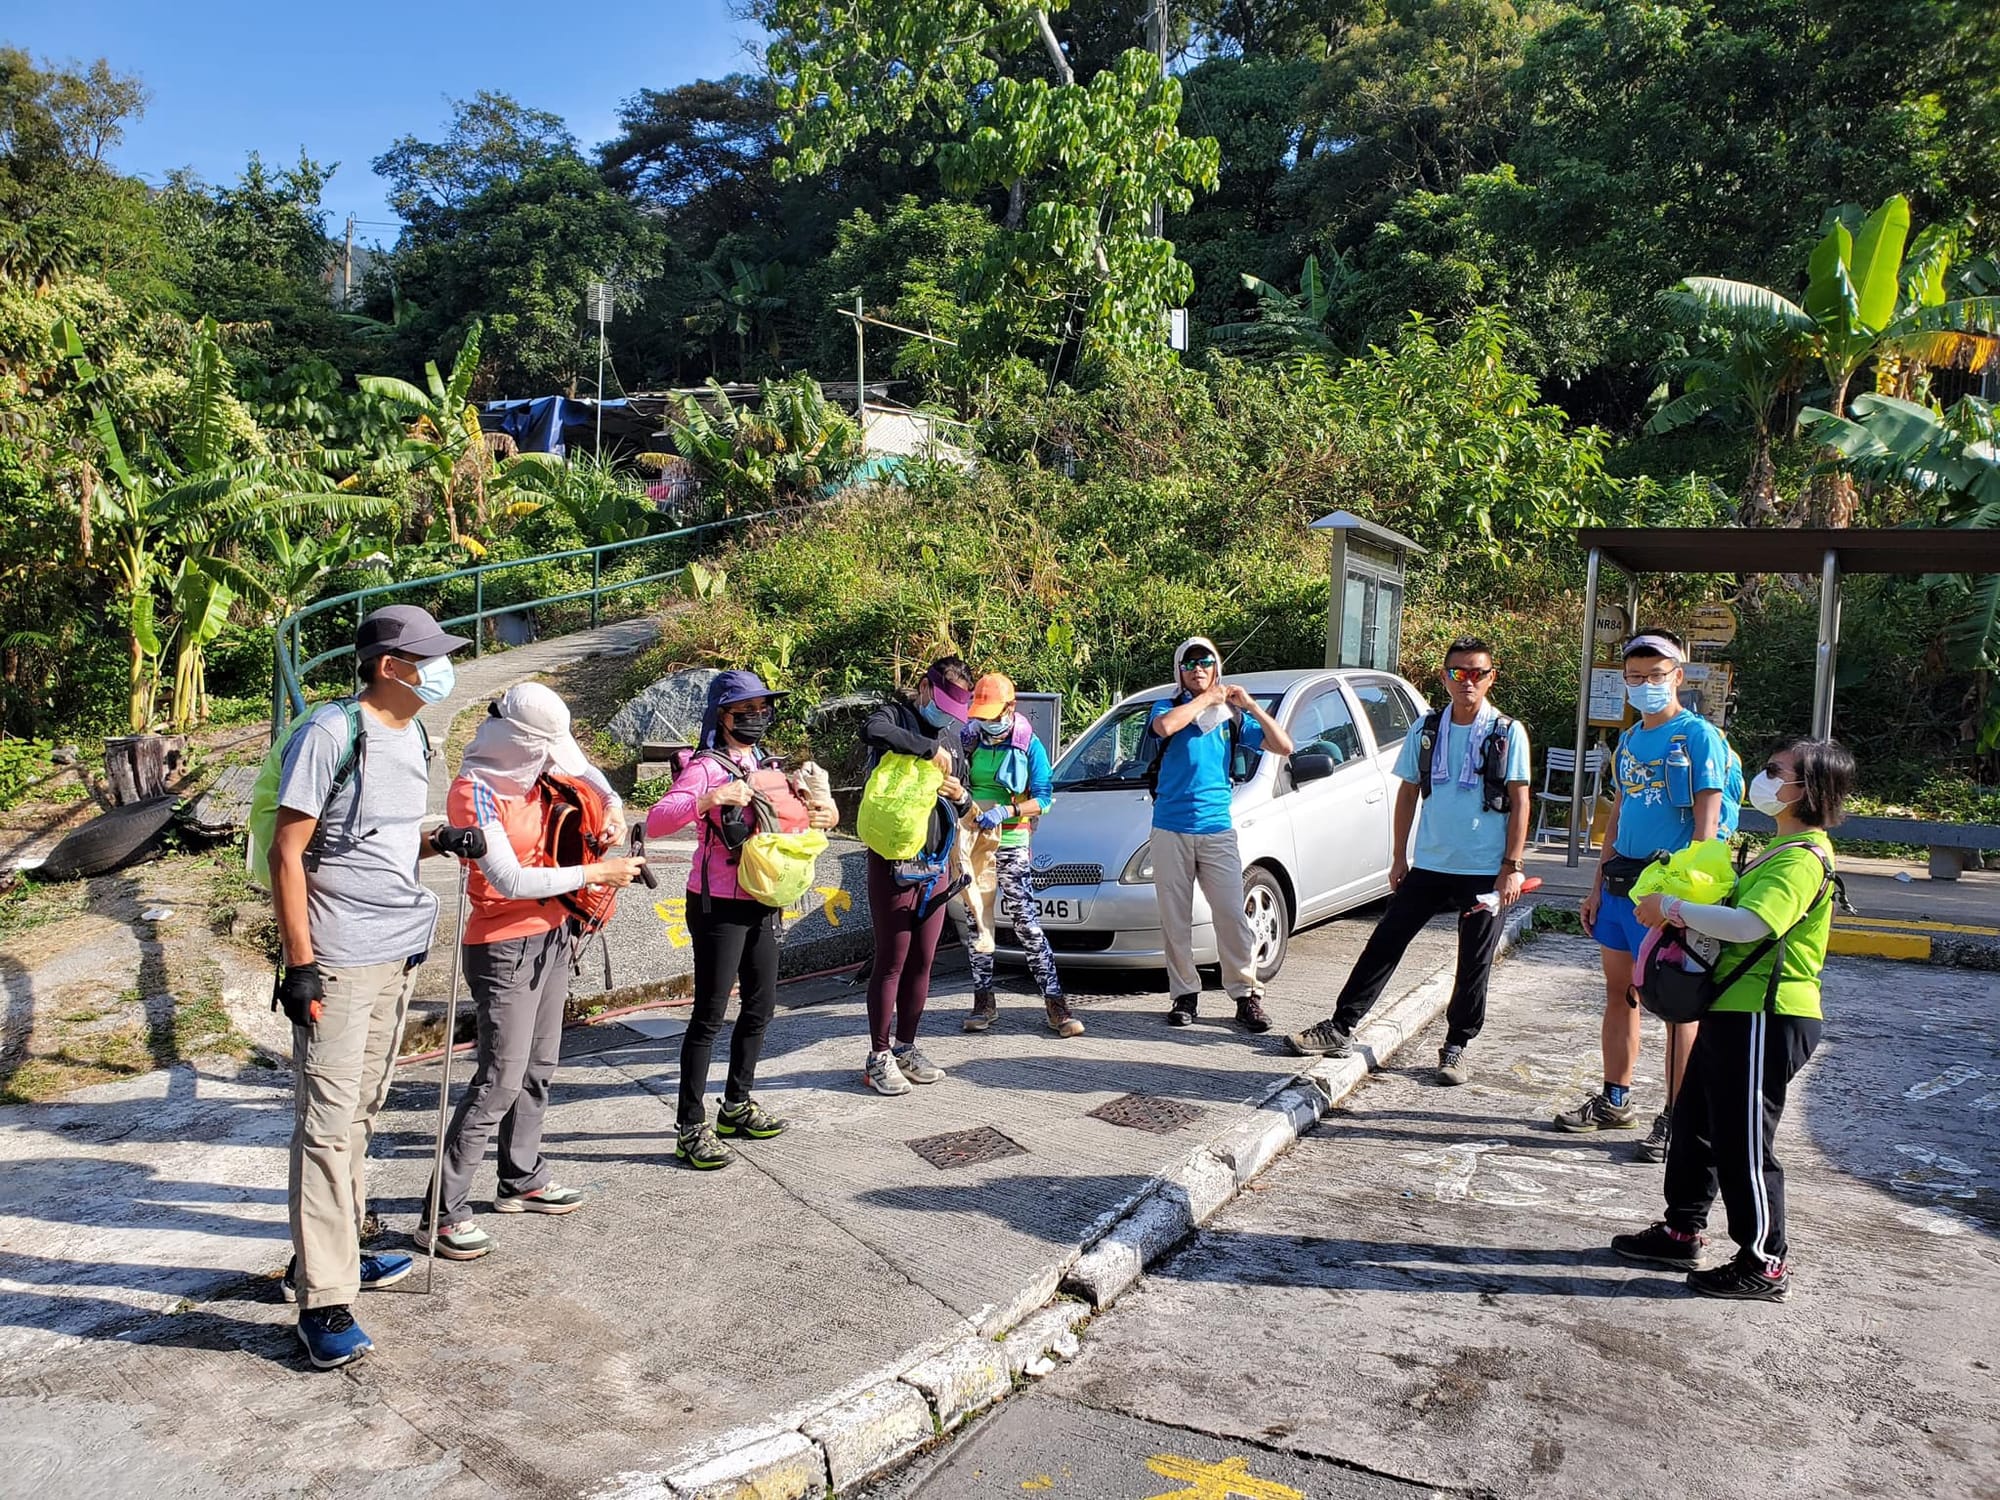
left=997, top=1300, right=1091, bottom=1379
left=661, top=1429, right=827, bottom=1500
left=801, top=1380, right=937, bottom=1493
left=900, top=1337, right=1014, bottom=1430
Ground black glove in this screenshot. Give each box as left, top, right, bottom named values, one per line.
left=275, top=963, right=325, bottom=1026
left=433, top=824, right=487, bottom=860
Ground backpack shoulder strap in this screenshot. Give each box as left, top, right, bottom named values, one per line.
left=301, top=700, right=366, bottom=869
left=1416, top=709, right=1443, bottom=798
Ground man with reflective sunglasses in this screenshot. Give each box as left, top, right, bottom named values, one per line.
left=1148, top=635, right=1293, bottom=1031
left=1286, top=636, right=1529, bottom=1082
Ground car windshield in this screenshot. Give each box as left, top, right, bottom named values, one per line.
left=1053, top=694, right=1283, bottom=790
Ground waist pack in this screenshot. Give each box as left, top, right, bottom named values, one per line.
left=1634, top=843, right=1840, bottom=1024
left=537, top=771, right=621, bottom=936
left=857, top=752, right=944, bottom=860
left=699, top=751, right=823, bottom=909
left=1598, top=852, right=1654, bottom=900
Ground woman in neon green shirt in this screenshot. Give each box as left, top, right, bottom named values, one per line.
left=1610, top=737, right=1855, bottom=1302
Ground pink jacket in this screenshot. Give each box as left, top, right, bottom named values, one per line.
left=647, top=747, right=762, bottom=901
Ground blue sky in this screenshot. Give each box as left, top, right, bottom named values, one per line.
left=2, top=0, right=765, bottom=245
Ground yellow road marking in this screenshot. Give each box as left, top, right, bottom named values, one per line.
left=1145, top=1453, right=1303, bottom=1500
left=1021, top=1478, right=1053, bottom=1492
left=1828, top=930, right=1931, bottom=961
left=1836, top=915, right=2000, bottom=937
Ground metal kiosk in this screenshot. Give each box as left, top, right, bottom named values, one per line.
left=1313, top=510, right=1426, bottom=671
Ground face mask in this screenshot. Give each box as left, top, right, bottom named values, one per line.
left=1748, top=770, right=1794, bottom=816
left=921, top=700, right=954, bottom=730
left=728, top=711, right=773, bottom=744
left=977, top=714, right=1015, bottom=742
left=408, top=654, right=455, bottom=705
left=1625, top=679, right=1675, bottom=716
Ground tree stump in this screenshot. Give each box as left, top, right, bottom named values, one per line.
left=103, top=734, right=188, bottom=806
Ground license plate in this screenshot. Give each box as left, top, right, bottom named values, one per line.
left=1039, top=896, right=1086, bottom=924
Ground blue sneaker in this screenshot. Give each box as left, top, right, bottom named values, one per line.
left=281, top=1252, right=416, bottom=1304
left=296, top=1306, right=373, bottom=1369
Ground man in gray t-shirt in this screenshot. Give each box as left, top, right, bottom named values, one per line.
left=269, top=604, right=482, bottom=1371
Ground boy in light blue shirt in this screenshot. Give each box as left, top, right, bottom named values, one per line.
left=1286, top=637, right=1531, bottom=1084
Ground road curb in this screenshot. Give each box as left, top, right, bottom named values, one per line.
left=621, top=903, right=1537, bottom=1496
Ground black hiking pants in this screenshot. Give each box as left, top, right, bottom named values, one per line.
left=1330, top=867, right=1501, bottom=1048
left=679, top=895, right=780, bottom=1131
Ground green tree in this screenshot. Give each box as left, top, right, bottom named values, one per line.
left=357, top=322, right=495, bottom=543
left=1210, top=252, right=1349, bottom=357
left=671, top=375, right=863, bottom=506
left=373, top=91, right=579, bottom=237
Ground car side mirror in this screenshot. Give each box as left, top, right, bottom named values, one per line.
left=1290, top=752, right=1335, bottom=785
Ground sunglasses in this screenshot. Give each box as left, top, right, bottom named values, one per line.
left=1179, top=656, right=1218, bottom=671
left=1444, top=666, right=1493, bottom=684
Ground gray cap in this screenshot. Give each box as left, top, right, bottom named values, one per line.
left=354, top=604, right=472, bottom=662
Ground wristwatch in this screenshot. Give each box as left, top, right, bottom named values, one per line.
left=1499, top=858, right=1524, bottom=873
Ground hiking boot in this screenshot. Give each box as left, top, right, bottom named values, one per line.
left=964, top=989, right=998, bottom=1033
left=675, top=1125, right=735, bottom=1170
left=296, top=1306, right=372, bottom=1370
left=716, top=1097, right=788, bottom=1139
left=1166, top=993, right=1198, bottom=1027
left=1437, top=1044, right=1471, bottom=1086
left=1553, top=1090, right=1639, bottom=1133
left=892, top=1043, right=944, bottom=1084
left=865, top=1049, right=912, bottom=1096
left=1689, top=1254, right=1790, bottom=1302
left=1635, top=1112, right=1672, bottom=1163
left=1285, top=1018, right=1353, bottom=1057
left=1044, top=997, right=1084, bottom=1038
left=281, top=1251, right=414, bottom=1303
left=495, top=1182, right=584, bottom=1214
left=1235, top=992, right=1273, bottom=1033
left=412, top=1221, right=494, bottom=1260
left=1610, top=1221, right=1705, bottom=1271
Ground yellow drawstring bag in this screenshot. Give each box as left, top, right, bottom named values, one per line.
left=856, top=752, right=943, bottom=860
left=1630, top=839, right=1737, bottom=905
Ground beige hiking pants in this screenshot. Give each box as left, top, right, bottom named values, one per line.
left=1152, top=827, right=1259, bottom=999
left=289, top=958, right=417, bottom=1308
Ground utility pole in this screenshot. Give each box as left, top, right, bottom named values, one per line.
left=1148, top=0, right=1168, bottom=239
left=586, top=282, right=613, bottom=456
left=342, top=214, right=355, bottom=308
left=853, top=293, right=866, bottom=450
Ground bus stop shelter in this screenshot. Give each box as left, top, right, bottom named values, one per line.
left=1567, top=526, right=2000, bottom=865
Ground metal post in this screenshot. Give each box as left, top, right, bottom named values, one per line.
left=854, top=294, right=867, bottom=447
left=590, top=548, right=602, bottom=628
left=594, top=322, right=606, bottom=458
left=1322, top=529, right=1348, bottom=668
left=473, top=572, right=484, bottom=658
left=1147, top=0, right=1168, bottom=239
left=423, top=860, right=470, bottom=1293
left=1812, top=548, right=1841, bottom=739
left=1568, top=547, right=1602, bottom=867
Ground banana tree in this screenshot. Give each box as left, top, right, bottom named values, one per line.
left=358, top=321, right=493, bottom=543
left=1665, top=196, right=2000, bottom=524
left=1211, top=253, right=1349, bottom=359
left=1646, top=323, right=1802, bottom=524
left=1802, top=392, right=2000, bottom=747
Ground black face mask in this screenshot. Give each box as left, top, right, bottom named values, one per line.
left=727, top=711, right=773, bottom=744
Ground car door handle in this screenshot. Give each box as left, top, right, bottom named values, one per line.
left=1365, top=790, right=1384, bottom=804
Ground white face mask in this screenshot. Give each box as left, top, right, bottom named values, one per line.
left=1748, top=769, right=1795, bottom=816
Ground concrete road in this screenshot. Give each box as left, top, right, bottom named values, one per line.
left=879, top=936, right=2000, bottom=1500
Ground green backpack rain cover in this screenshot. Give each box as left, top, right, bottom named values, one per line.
left=244, top=701, right=429, bottom=889
left=856, top=751, right=943, bottom=861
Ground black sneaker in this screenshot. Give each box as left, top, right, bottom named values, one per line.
left=1285, top=1018, right=1352, bottom=1057
left=1610, top=1221, right=1705, bottom=1271
left=1553, top=1090, right=1639, bottom=1133
left=715, top=1098, right=788, bottom=1139
left=675, top=1124, right=735, bottom=1170
left=1166, top=994, right=1198, bottom=1027
left=1635, top=1111, right=1672, bottom=1163
left=963, top=989, right=998, bottom=1033
left=1689, top=1255, right=1790, bottom=1302
left=1235, top=992, right=1272, bottom=1033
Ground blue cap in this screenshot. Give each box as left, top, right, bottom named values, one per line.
left=700, top=669, right=786, bottom=747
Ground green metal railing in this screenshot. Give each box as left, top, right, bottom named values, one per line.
left=270, top=509, right=776, bottom=741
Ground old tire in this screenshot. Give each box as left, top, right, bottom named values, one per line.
left=34, top=796, right=178, bottom=881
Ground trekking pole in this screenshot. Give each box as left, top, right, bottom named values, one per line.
left=423, top=857, right=470, bottom=1294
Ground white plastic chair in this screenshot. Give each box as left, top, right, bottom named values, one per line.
left=1534, top=747, right=1606, bottom=849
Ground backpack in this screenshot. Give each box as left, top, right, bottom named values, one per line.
left=1661, top=725, right=1744, bottom=838
left=1634, top=841, right=1843, bottom=1024
left=245, top=700, right=432, bottom=890
left=857, top=751, right=944, bottom=859
left=1414, top=709, right=1514, bottom=814
left=1138, top=700, right=1251, bottom=797
left=533, top=769, right=622, bottom=936
left=892, top=794, right=968, bottom=915
left=697, top=750, right=824, bottom=909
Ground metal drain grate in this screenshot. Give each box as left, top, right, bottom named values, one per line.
left=907, top=1126, right=1027, bottom=1170
left=1088, top=1092, right=1206, bottom=1134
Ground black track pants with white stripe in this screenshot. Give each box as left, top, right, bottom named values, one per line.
left=1662, top=1010, right=1823, bottom=1271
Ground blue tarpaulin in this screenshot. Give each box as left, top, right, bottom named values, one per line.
left=481, top=397, right=631, bottom=459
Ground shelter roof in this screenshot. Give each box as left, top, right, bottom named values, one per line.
left=1577, top=527, right=2000, bottom=575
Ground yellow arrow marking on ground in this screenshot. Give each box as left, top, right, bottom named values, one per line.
left=1144, top=1453, right=1303, bottom=1500
left=815, top=885, right=853, bottom=926
left=651, top=898, right=691, bottom=948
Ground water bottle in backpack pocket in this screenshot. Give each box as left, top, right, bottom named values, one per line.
left=1664, top=738, right=1693, bottom=808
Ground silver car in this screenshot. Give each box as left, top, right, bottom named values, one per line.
left=996, top=668, right=1430, bottom=981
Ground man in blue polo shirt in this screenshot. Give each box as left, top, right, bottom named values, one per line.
left=1285, top=636, right=1531, bottom=1083
left=1148, top=635, right=1294, bottom=1032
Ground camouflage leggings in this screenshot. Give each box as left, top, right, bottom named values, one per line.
left=968, top=845, right=1063, bottom=999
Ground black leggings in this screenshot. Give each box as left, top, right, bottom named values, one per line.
left=679, top=894, right=779, bottom=1130
left=865, top=851, right=950, bottom=1053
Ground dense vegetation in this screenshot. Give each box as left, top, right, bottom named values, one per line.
left=1, top=1, right=1996, bottom=802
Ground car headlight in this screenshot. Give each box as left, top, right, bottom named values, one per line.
left=1120, top=841, right=1155, bottom=885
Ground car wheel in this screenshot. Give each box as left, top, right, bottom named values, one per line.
left=1242, top=865, right=1290, bottom=983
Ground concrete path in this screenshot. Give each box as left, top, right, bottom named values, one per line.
left=901, top=940, right=2000, bottom=1500
left=0, top=908, right=1471, bottom=1497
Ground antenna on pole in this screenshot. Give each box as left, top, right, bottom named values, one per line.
left=586, top=281, right=614, bottom=457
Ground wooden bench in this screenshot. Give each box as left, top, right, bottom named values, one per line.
left=1737, top=809, right=2000, bottom=880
